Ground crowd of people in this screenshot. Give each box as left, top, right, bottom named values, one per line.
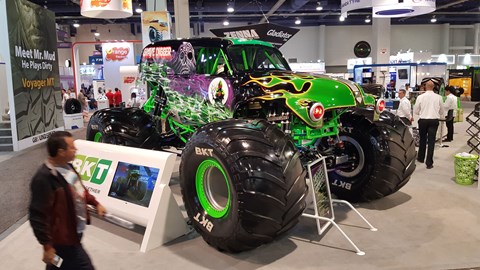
left=394, top=79, right=460, bottom=170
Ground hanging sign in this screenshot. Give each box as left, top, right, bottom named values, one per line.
left=373, top=0, right=436, bottom=17
left=341, top=0, right=436, bottom=18
left=81, top=0, right=133, bottom=19
left=141, top=11, right=172, bottom=48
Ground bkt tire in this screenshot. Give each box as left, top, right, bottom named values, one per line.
left=64, top=98, right=82, bottom=114
left=329, top=110, right=416, bottom=202
left=180, top=119, right=307, bottom=252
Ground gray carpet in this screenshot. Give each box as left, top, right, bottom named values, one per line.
left=0, top=129, right=86, bottom=234
left=1, top=104, right=480, bottom=269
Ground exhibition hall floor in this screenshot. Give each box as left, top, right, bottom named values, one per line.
left=1, top=104, right=480, bottom=270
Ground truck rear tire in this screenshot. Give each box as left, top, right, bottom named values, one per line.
left=180, top=119, right=307, bottom=252
left=329, top=110, right=416, bottom=202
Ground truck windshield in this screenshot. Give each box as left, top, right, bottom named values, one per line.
left=227, top=45, right=290, bottom=72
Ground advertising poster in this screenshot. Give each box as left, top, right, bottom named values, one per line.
left=141, top=11, right=172, bottom=48
left=102, top=42, right=134, bottom=92
left=6, top=0, right=63, bottom=150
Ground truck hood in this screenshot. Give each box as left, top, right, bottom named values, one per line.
left=242, top=71, right=370, bottom=127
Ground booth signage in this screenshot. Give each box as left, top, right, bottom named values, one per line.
left=102, top=42, right=134, bottom=92
left=105, top=47, right=130, bottom=61
left=210, top=23, right=299, bottom=48
left=74, top=140, right=188, bottom=252
left=89, top=55, right=103, bottom=64
left=2, top=0, right=63, bottom=151
left=342, top=0, right=436, bottom=18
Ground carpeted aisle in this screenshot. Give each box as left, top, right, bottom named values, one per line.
left=0, top=128, right=87, bottom=234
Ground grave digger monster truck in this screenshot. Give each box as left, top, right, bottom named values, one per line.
left=86, top=38, right=416, bottom=252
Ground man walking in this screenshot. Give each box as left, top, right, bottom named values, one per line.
left=29, top=131, right=106, bottom=269
left=397, top=89, right=413, bottom=126
left=413, top=80, right=445, bottom=169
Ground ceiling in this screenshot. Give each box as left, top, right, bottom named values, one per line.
left=30, top=0, right=480, bottom=28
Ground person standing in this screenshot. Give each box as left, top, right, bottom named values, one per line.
left=61, top=89, right=69, bottom=110
left=444, top=86, right=458, bottom=142
left=413, top=80, right=445, bottom=169
left=29, top=131, right=106, bottom=269
left=396, top=89, right=413, bottom=126
left=405, top=83, right=413, bottom=98
left=105, top=89, right=114, bottom=108
left=77, top=89, right=87, bottom=112
left=114, top=88, right=122, bottom=107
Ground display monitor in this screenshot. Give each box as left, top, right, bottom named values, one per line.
left=108, top=162, right=160, bottom=208
left=398, top=69, right=408, bottom=79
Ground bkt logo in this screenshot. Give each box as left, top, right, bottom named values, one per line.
left=72, top=155, right=112, bottom=184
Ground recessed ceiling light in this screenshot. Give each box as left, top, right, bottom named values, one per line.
left=430, top=17, right=437, bottom=23
left=339, top=16, right=345, bottom=22
left=295, top=18, right=301, bottom=25
left=227, top=7, right=234, bottom=13
left=94, top=32, right=100, bottom=37
left=135, top=8, right=143, bottom=13
left=365, top=17, right=371, bottom=23
left=316, top=6, right=323, bottom=11
left=223, top=20, right=229, bottom=26
left=73, top=23, right=80, bottom=28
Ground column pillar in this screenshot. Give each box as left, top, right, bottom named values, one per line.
left=442, top=23, right=450, bottom=54
left=372, top=18, right=391, bottom=84
left=146, top=0, right=167, bottom=11
left=474, top=23, right=480, bottom=54
left=173, top=0, right=190, bottom=38
left=318, top=25, right=326, bottom=62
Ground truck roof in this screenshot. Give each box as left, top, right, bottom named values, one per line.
left=145, top=37, right=274, bottom=49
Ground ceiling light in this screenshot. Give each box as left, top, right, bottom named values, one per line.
left=316, top=5, right=323, bottom=11
left=295, top=18, right=301, bottom=25
left=223, top=20, right=229, bottom=26
left=135, top=7, right=143, bottom=13
left=227, top=1, right=234, bottom=13
left=94, top=32, right=100, bottom=37
left=430, top=16, right=437, bottom=23
left=365, top=16, right=371, bottom=23
left=73, top=23, right=80, bottom=28
left=339, top=16, right=345, bottom=22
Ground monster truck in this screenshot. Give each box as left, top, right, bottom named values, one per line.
left=86, top=38, right=416, bottom=252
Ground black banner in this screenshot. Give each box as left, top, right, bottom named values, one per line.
left=210, top=23, right=299, bottom=48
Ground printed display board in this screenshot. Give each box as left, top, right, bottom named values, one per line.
left=2, top=0, right=63, bottom=150
left=73, top=140, right=188, bottom=252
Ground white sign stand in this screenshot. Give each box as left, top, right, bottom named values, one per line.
left=74, top=140, right=189, bottom=253
left=301, top=157, right=377, bottom=256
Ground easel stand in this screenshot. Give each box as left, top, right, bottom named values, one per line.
left=301, top=157, right=377, bottom=256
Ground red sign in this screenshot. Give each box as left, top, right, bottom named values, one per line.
left=123, top=76, right=136, bottom=84
left=142, top=46, right=172, bottom=60
left=105, top=47, right=130, bottom=61
left=91, top=0, right=111, bottom=8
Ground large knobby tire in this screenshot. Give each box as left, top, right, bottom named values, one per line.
left=64, top=98, right=82, bottom=114
left=180, top=119, right=307, bottom=252
left=86, top=112, right=133, bottom=146
left=329, top=110, right=416, bottom=202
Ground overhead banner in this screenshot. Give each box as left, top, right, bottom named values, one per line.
left=81, top=0, right=133, bottom=19
left=341, top=0, right=436, bottom=18
left=102, top=42, right=135, bottom=92
left=210, top=23, right=299, bottom=48
left=341, top=0, right=372, bottom=17
left=373, top=0, right=436, bottom=17
left=141, top=11, right=172, bottom=48
left=3, top=0, right=63, bottom=150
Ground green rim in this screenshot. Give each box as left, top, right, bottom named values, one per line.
left=195, top=159, right=231, bottom=218
left=94, top=132, right=103, bottom=142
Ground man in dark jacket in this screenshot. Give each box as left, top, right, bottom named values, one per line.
left=29, top=131, right=106, bottom=269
